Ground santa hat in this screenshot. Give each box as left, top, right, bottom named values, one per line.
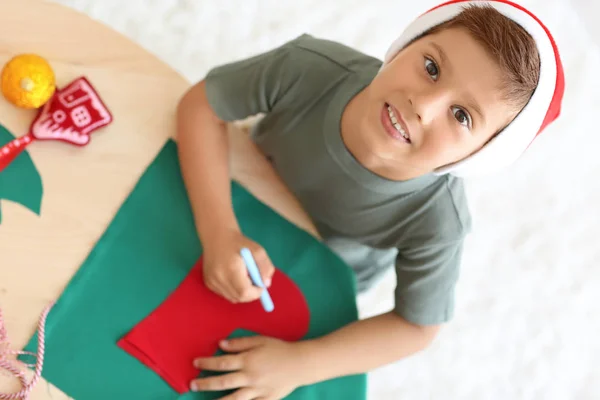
left=382, top=0, right=565, bottom=177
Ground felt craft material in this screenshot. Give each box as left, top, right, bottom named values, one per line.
left=21, top=139, right=366, bottom=400
left=0, top=125, right=42, bottom=223
left=29, top=77, right=112, bottom=147
left=117, top=258, right=311, bottom=394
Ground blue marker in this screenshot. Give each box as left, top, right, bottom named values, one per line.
left=240, top=247, right=274, bottom=312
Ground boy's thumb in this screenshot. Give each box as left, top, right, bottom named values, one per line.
left=259, top=261, right=275, bottom=288
left=263, top=276, right=272, bottom=288
left=249, top=246, right=275, bottom=288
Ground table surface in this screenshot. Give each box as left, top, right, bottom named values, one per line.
left=0, top=0, right=317, bottom=397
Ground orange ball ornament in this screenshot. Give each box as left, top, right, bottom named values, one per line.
left=1, top=54, right=56, bottom=109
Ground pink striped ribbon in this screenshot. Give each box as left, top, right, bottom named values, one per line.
left=0, top=303, right=54, bottom=399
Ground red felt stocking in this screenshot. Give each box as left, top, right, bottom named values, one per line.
left=117, top=257, right=310, bottom=394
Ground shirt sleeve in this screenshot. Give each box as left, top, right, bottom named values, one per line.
left=204, top=38, right=300, bottom=122
left=393, top=238, right=464, bottom=326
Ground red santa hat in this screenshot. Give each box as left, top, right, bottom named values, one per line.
left=382, top=0, right=565, bottom=177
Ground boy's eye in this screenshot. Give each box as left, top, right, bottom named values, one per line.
left=452, top=106, right=472, bottom=128
left=424, top=57, right=439, bottom=80
left=423, top=56, right=471, bottom=130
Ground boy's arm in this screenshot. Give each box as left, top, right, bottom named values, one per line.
left=295, top=239, right=464, bottom=382
left=193, top=242, right=461, bottom=396
left=192, top=311, right=440, bottom=396
left=294, top=236, right=464, bottom=383
left=177, top=80, right=279, bottom=303
left=176, top=79, right=239, bottom=246
left=177, top=76, right=319, bottom=304
left=299, top=312, right=440, bottom=385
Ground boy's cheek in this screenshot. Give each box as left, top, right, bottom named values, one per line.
left=417, top=139, right=461, bottom=168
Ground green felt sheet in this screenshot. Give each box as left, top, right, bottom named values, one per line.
left=22, top=139, right=366, bottom=399
left=0, top=126, right=43, bottom=223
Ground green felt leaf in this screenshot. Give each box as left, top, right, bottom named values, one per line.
left=0, top=125, right=43, bottom=223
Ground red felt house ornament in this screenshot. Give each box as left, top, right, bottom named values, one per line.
left=0, top=77, right=113, bottom=173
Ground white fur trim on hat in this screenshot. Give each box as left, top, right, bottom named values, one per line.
left=381, top=0, right=564, bottom=177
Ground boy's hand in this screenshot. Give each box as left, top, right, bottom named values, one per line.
left=191, top=336, right=311, bottom=400
left=203, top=230, right=275, bottom=304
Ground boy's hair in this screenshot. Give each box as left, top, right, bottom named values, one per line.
left=425, top=4, right=541, bottom=114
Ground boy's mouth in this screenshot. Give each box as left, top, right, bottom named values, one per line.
left=382, top=103, right=411, bottom=143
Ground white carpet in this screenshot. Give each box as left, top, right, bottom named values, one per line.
left=52, top=0, right=600, bottom=399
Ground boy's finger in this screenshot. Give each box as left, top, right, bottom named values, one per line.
left=231, top=273, right=262, bottom=302
left=252, top=248, right=275, bottom=287
left=193, top=354, right=243, bottom=371
left=214, top=276, right=243, bottom=303
left=259, top=260, right=275, bottom=288
left=190, top=371, right=248, bottom=391
left=262, top=269, right=273, bottom=288
left=238, top=286, right=263, bottom=303
left=220, top=336, right=266, bottom=352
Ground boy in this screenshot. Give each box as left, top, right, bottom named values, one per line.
left=176, top=0, right=564, bottom=398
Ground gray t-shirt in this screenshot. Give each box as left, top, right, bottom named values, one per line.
left=205, top=34, right=472, bottom=325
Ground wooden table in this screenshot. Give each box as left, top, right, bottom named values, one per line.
left=0, top=1, right=317, bottom=397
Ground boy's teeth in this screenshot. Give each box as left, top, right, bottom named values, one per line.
left=386, top=105, right=409, bottom=140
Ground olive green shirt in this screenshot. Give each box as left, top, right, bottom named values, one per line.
left=205, top=34, right=471, bottom=325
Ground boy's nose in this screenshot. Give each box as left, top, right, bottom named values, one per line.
left=410, top=89, right=452, bottom=125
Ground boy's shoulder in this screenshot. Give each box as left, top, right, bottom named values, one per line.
left=203, top=34, right=381, bottom=124
left=443, top=175, right=472, bottom=236
left=283, top=34, right=382, bottom=73
left=399, top=174, right=472, bottom=251
left=429, top=175, right=472, bottom=243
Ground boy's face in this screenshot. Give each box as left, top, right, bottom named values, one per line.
left=356, top=27, right=517, bottom=179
